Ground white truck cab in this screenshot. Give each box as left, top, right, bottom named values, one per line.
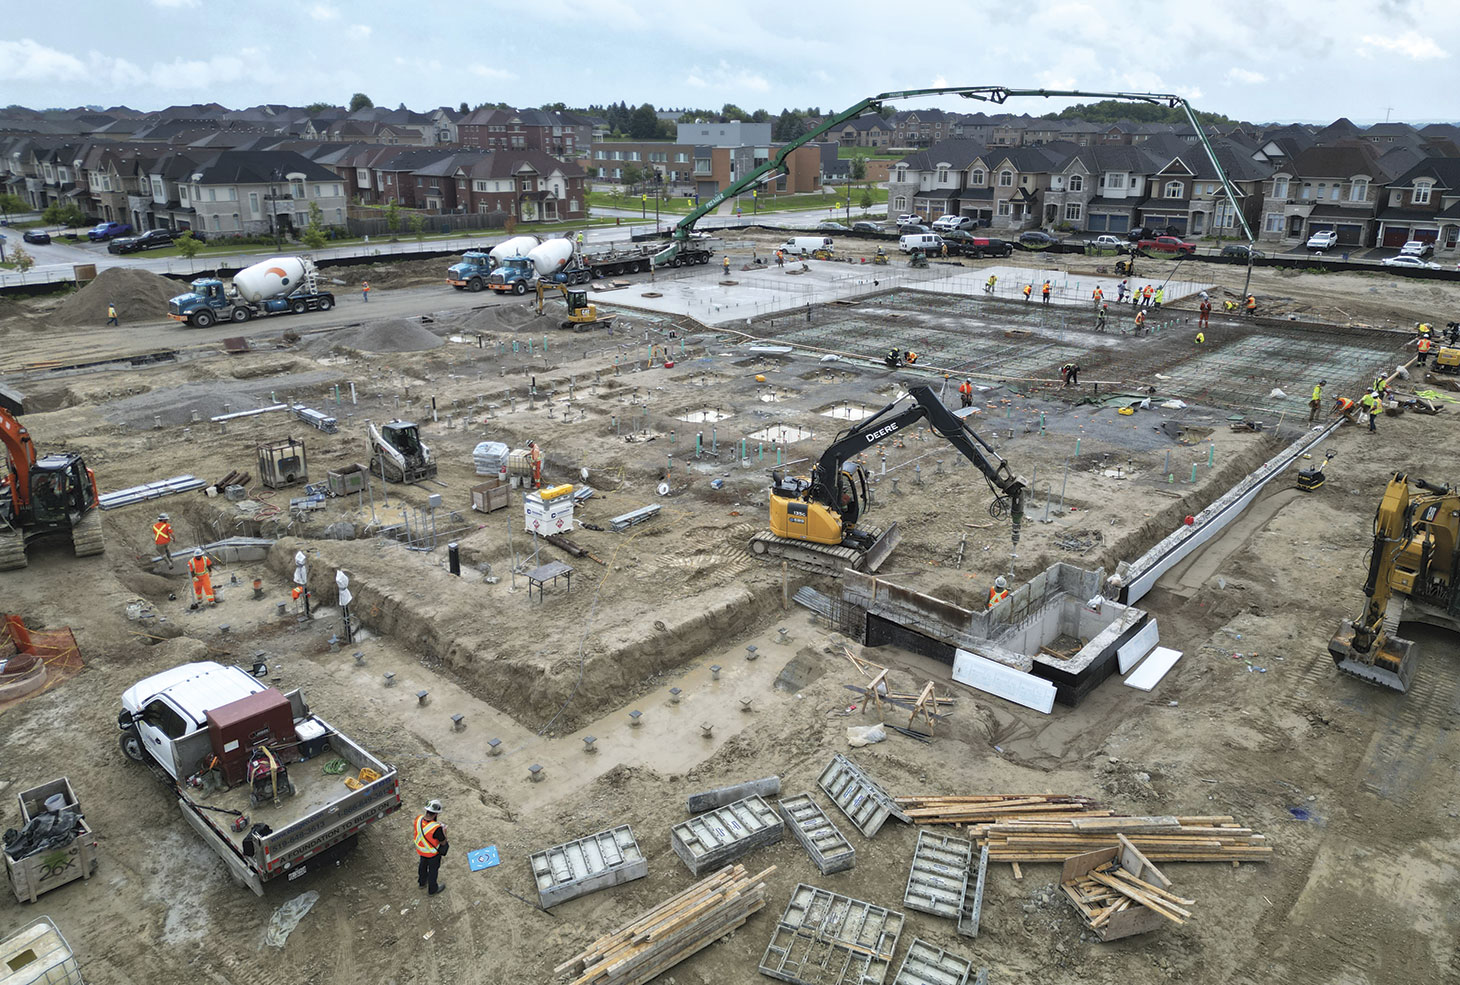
left=120, top=662, right=266, bottom=780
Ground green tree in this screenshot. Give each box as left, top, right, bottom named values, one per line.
left=304, top=101, right=334, bottom=114
left=720, top=103, right=749, bottom=122
left=10, top=245, right=34, bottom=273
left=459, top=101, right=469, bottom=113
left=174, top=230, right=202, bottom=260
left=384, top=200, right=401, bottom=240
left=301, top=201, right=328, bottom=250
left=860, top=186, right=873, bottom=210
left=750, top=108, right=770, bottom=123
left=620, top=163, right=645, bottom=192
left=409, top=212, right=427, bottom=243
left=849, top=157, right=867, bottom=181
left=42, top=203, right=84, bottom=228
left=349, top=92, right=374, bottom=112
left=0, top=193, right=27, bottom=218
left=628, top=103, right=658, bottom=139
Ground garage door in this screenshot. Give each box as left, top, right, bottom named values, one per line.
left=1107, top=215, right=1129, bottom=233
left=1087, top=214, right=1108, bottom=232
left=1413, top=228, right=1439, bottom=243
left=1335, top=224, right=1363, bottom=245
left=1382, top=228, right=1411, bottom=248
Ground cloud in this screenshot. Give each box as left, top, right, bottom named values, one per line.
left=469, top=64, right=517, bottom=81
left=0, top=39, right=86, bottom=80
left=346, top=24, right=372, bottom=41
left=308, top=3, right=340, bottom=20
left=1358, top=32, right=1446, bottom=59
left=1225, top=68, right=1267, bottom=85
left=684, top=60, right=769, bottom=93
left=149, top=0, right=199, bottom=6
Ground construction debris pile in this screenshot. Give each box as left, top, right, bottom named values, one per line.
left=1060, top=833, right=1194, bottom=941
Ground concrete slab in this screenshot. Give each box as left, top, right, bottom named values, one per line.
left=952, top=648, right=1056, bottom=714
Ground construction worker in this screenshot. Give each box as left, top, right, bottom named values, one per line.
left=1116, top=279, right=1128, bottom=304
left=1373, top=375, right=1389, bottom=402
left=1224, top=298, right=1238, bottom=313
left=362, top=280, right=371, bottom=303
left=941, top=242, right=949, bottom=258
left=958, top=379, right=974, bottom=408
left=527, top=440, right=544, bottom=489
left=1333, top=394, right=1358, bottom=422
left=904, top=350, right=919, bottom=365
left=987, top=575, right=1009, bottom=609
left=1096, top=303, right=1108, bottom=333
left=1142, top=284, right=1154, bottom=307
left=414, top=799, right=449, bottom=896
left=1418, top=321, right=1433, bottom=340
left=106, top=302, right=119, bottom=327
left=1134, top=309, right=1146, bottom=333
left=722, top=256, right=730, bottom=275
left=1022, top=283, right=1033, bottom=303
left=1198, top=294, right=1212, bottom=329
left=1153, top=286, right=1165, bottom=308
left=152, top=514, right=174, bottom=569
left=887, top=346, right=902, bottom=368
left=984, top=274, right=997, bottom=294
left=1418, top=335, right=1433, bottom=365
left=775, top=250, right=784, bottom=266
left=187, top=548, right=215, bottom=608
left=576, top=230, right=585, bottom=251
left=1092, top=286, right=1103, bottom=308
left=1060, top=362, right=1080, bottom=387
left=1361, top=390, right=1380, bottom=433
left=1195, top=330, right=1205, bottom=345
left=1041, top=280, right=1051, bottom=305
left=1309, top=380, right=1326, bottom=422
left=1245, top=293, right=1257, bottom=317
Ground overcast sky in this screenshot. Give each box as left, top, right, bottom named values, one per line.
left=3, top=0, right=1458, bottom=124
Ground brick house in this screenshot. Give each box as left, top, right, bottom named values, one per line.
left=1042, top=146, right=1154, bottom=235
left=888, top=141, right=1062, bottom=231
left=588, top=140, right=820, bottom=199
left=458, top=108, right=576, bottom=156
left=1258, top=143, right=1384, bottom=247
left=1376, top=157, right=1460, bottom=255
left=459, top=150, right=586, bottom=221
left=828, top=115, right=891, bottom=148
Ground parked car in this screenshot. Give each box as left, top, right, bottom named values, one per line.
left=898, top=223, right=931, bottom=236
left=1018, top=230, right=1060, bottom=249
left=896, top=213, right=922, bottom=226
left=1087, top=234, right=1126, bottom=251
left=1399, top=239, right=1434, bottom=258
left=852, top=221, right=883, bottom=233
left=1306, top=229, right=1338, bottom=250
left=1137, top=234, right=1197, bottom=255
left=1382, top=254, right=1439, bottom=269
left=943, top=230, right=1013, bottom=258
left=816, top=221, right=850, bottom=232
left=86, top=221, right=132, bottom=241
left=899, top=232, right=944, bottom=254
left=1126, top=225, right=1180, bottom=241
left=108, top=228, right=176, bottom=254
left=1220, top=244, right=1265, bottom=259
left=21, top=229, right=51, bottom=245
left=931, top=214, right=977, bottom=233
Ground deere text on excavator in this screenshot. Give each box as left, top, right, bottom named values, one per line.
left=749, top=385, right=1025, bottom=576
left=1, top=407, right=106, bottom=570
left=1329, top=471, right=1460, bottom=692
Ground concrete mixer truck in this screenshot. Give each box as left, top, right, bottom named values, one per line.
left=167, top=256, right=336, bottom=328
left=446, top=235, right=541, bottom=292
left=483, top=234, right=717, bottom=294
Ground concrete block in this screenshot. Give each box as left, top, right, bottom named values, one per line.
left=1027, top=570, right=1048, bottom=605
left=529, top=824, right=647, bottom=908
left=687, top=776, right=781, bottom=814
left=778, top=792, right=855, bottom=875
left=670, top=795, right=783, bottom=877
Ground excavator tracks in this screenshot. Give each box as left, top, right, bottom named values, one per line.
left=70, top=509, right=106, bottom=558
left=0, top=529, right=26, bottom=570
left=747, top=524, right=899, bottom=578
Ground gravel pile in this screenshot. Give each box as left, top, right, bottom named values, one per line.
left=52, top=268, right=188, bottom=326
left=330, top=318, right=444, bottom=353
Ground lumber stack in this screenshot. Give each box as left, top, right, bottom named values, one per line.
left=894, top=794, right=1109, bottom=825
left=972, top=815, right=1271, bottom=863
left=556, top=864, right=775, bottom=985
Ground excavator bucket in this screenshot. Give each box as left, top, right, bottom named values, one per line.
left=1328, top=620, right=1418, bottom=692
left=857, top=522, right=901, bottom=573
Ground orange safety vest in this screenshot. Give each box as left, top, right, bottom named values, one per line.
left=1143, top=286, right=1153, bottom=298
left=988, top=587, right=1009, bottom=607
left=1023, top=285, right=1032, bottom=297
left=1335, top=398, right=1355, bottom=413
left=187, top=555, right=210, bottom=577
left=414, top=815, right=442, bottom=857
left=1246, top=296, right=1256, bottom=309
left=152, top=521, right=172, bottom=546
left=1135, top=311, right=1146, bottom=325
left=1042, top=283, right=1050, bottom=295
left=1093, top=288, right=1103, bottom=300
left=958, top=382, right=973, bottom=397
left=1419, top=338, right=1432, bottom=353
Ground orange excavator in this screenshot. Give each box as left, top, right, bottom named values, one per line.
left=0, top=407, right=105, bottom=570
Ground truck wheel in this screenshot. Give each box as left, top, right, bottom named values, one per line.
left=119, top=728, right=146, bottom=762
left=468, top=278, right=484, bottom=292
left=592, top=267, right=603, bottom=278
left=291, top=299, right=306, bottom=314
left=513, top=281, right=527, bottom=295
left=230, top=307, right=250, bottom=323
left=192, top=310, right=214, bottom=328
left=318, top=296, right=333, bottom=311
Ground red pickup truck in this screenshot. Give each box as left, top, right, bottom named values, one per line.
left=1137, top=235, right=1196, bottom=255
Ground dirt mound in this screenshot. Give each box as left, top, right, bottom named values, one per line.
left=331, top=317, right=444, bottom=353
left=51, top=267, right=186, bottom=326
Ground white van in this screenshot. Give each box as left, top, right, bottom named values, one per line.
left=780, top=236, right=832, bottom=256
left=899, top=232, right=943, bottom=254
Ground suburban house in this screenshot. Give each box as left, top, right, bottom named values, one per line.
left=1376, top=157, right=1460, bottom=254
left=888, top=141, right=1064, bottom=232
left=1042, top=145, right=1154, bottom=235
left=1137, top=136, right=1273, bottom=238
left=588, top=138, right=820, bottom=199
left=458, top=150, right=586, bottom=221
left=183, top=150, right=348, bottom=238
left=458, top=108, right=578, bottom=156
left=1258, top=143, right=1385, bottom=247
left=828, top=115, right=891, bottom=148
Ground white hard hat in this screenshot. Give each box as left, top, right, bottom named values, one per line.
left=425, top=799, right=444, bottom=814
left=995, top=576, right=1008, bottom=589
left=158, top=513, right=169, bottom=521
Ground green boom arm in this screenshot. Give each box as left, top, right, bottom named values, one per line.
left=652, top=86, right=1255, bottom=267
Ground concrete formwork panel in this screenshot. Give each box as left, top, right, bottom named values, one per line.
left=759, top=883, right=906, bottom=985
left=529, top=824, right=647, bottom=908
left=957, top=845, right=990, bottom=939
left=817, top=754, right=910, bottom=838
left=903, top=830, right=973, bottom=920
left=670, top=794, right=783, bottom=877
left=778, top=792, right=856, bottom=875
left=891, top=938, right=974, bottom=985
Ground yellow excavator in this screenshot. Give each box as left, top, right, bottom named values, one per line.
left=1330, top=471, right=1460, bottom=692
left=749, top=385, right=1025, bottom=576
left=534, top=282, right=614, bottom=332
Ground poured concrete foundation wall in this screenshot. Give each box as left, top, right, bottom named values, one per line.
left=1016, top=596, right=1148, bottom=707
